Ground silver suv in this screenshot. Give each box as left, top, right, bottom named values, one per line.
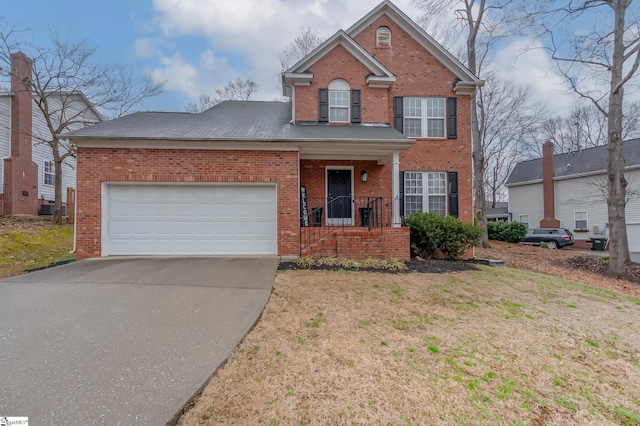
left=521, top=228, right=575, bottom=249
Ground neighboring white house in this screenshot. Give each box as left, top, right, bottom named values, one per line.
left=0, top=52, right=102, bottom=215
left=506, top=138, right=640, bottom=251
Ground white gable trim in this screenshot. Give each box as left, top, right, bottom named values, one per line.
left=347, top=0, right=480, bottom=85
left=283, top=30, right=396, bottom=94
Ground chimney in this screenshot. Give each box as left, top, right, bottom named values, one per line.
left=3, top=52, right=38, bottom=215
left=540, top=140, right=560, bottom=228
left=10, top=52, right=33, bottom=161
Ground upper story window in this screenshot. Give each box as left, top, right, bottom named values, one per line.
left=43, top=160, right=55, bottom=186
left=328, top=79, right=350, bottom=123
left=403, top=97, right=446, bottom=138
left=376, top=27, right=391, bottom=47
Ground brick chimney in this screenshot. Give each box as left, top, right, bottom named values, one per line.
left=540, top=140, right=560, bottom=228
left=3, top=52, right=39, bottom=215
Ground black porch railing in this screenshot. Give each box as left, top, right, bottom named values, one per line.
left=299, top=196, right=392, bottom=251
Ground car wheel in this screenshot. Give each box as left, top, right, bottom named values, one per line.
left=546, top=240, right=558, bottom=249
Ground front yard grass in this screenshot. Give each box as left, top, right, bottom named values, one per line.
left=179, top=267, right=640, bottom=425
left=0, top=216, right=74, bottom=278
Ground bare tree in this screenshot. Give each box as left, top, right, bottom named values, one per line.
left=186, top=77, right=257, bottom=113
left=0, top=27, right=164, bottom=224
left=479, top=73, right=543, bottom=207
left=413, top=0, right=533, bottom=247
left=277, top=27, right=323, bottom=95
left=541, top=0, right=640, bottom=277
left=522, top=101, right=640, bottom=157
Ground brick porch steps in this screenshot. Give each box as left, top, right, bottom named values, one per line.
left=300, top=227, right=410, bottom=260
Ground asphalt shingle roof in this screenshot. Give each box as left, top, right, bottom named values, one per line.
left=506, top=138, right=640, bottom=186
left=62, top=100, right=410, bottom=143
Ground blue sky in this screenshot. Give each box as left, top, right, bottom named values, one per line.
left=1, top=0, right=594, bottom=115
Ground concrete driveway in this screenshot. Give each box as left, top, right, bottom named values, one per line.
left=0, top=257, right=278, bottom=425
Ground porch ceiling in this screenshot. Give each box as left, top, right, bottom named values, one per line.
left=298, top=140, right=413, bottom=164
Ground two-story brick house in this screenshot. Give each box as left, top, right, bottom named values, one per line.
left=64, top=0, right=481, bottom=260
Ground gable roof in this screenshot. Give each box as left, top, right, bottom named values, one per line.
left=506, top=138, right=640, bottom=186
left=346, top=0, right=481, bottom=93
left=282, top=29, right=396, bottom=95
left=62, top=100, right=411, bottom=144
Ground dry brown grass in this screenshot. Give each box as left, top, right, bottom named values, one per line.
left=178, top=267, right=640, bottom=425
left=0, top=215, right=74, bottom=278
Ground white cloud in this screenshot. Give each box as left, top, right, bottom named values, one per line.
left=142, top=0, right=418, bottom=102
left=489, top=38, right=576, bottom=117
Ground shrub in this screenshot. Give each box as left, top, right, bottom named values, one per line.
left=296, top=256, right=315, bottom=268
left=403, top=213, right=482, bottom=260
left=487, top=220, right=527, bottom=243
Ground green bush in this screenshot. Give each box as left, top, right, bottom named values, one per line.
left=487, top=220, right=527, bottom=243
left=403, top=213, right=482, bottom=260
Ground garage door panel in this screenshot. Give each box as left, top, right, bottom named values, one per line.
left=106, top=185, right=277, bottom=255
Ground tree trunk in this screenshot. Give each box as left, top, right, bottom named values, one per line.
left=52, top=137, right=63, bottom=225
left=607, top=0, right=630, bottom=277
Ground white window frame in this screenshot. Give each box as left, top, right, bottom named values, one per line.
left=376, top=26, right=391, bottom=47
left=328, top=79, right=350, bottom=123
left=574, top=211, right=588, bottom=230
left=43, top=160, right=55, bottom=186
left=519, top=214, right=530, bottom=229
left=403, top=97, right=446, bottom=138
left=404, top=171, right=447, bottom=215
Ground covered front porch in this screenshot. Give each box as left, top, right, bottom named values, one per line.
left=297, top=137, right=412, bottom=260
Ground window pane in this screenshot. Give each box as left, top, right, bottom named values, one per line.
left=426, top=98, right=445, bottom=118
left=329, top=91, right=349, bottom=107
left=427, top=172, right=446, bottom=195
left=575, top=211, right=587, bottom=229
left=405, top=195, right=423, bottom=214
left=404, top=118, right=421, bottom=137
left=426, top=118, right=445, bottom=137
left=428, top=195, right=446, bottom=214
left=403, top=98, right=421, bottom=117
left=404, top=172, right=423, bottom=214
left=330, top=107, right=349, bottom=122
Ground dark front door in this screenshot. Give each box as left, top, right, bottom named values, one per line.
left=327, top=169, right=352, bottom=225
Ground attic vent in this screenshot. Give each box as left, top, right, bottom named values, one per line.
left=376, top=27, right=391, bottom=47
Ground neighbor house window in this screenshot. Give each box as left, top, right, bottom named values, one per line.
left=575, top=211, right=588, bottom=229
left=328, top=79, right=350, bottom=122
left=519, top=214, right=530, bottom=229
left=44, top=160, right=55, bottom=186
left=376, top=26, right=391, bottom=47
left=403, top=97, right=446, bottom=138
left=404, top=171, right=447, bottom=215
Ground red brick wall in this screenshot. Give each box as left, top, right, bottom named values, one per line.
left=293, top=15, right=474, bottom=224
left=295, top=44, right=390, bottom=123
left=300, top=159, right=392, bottom=202
left=335, top=228, right=410, bottom=260
left=75, top=148, right=299, bottom=259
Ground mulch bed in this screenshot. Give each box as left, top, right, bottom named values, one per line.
left=278, top=258, right=478, bottom=274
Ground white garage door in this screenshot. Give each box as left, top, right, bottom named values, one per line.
left=627, top=224, right=640, bottom=252
left=104, top=184, right=277, bottom=255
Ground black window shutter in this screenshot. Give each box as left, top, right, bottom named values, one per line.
left=399, top=171, right=405, bottom=218
left=393, top=96, right=403, bottom=132
left=351, top=89, right=361, bottom=123
left=447, top=97, right=457, bottom=139
left=448, top=171, right=459, bottom=218
left=319, top=88, right=328, bottom=122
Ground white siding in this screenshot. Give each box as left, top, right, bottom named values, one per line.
left=555, top=176, right=608, bottom=240
left=0, top=95, right=11, bottom=191
left=508, top=183, right=544, bottom=228
left=31, top=94, right=100, bottom=202
left=625, top=169, right=640, bottom=224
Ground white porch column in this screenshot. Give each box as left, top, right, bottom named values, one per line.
left=392, top=151, right=401, bottom=227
